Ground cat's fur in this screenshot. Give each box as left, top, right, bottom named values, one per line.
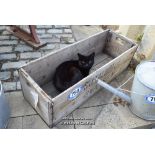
left=53, top=52, right=95, bottom=92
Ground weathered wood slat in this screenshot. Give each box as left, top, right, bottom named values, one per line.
left=90, top=56, right=112, bottom=73
left=93, top=53, right=110, bottom=65
left=42, top=81, right=59, bottom=98
left=105, top=31, right=134, bottom=58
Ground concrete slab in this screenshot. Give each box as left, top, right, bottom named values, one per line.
left=22, top=115, right=49, bottom=129
left=52, top=127, right=59, bottom=129
left=116, top=104, right=155, bottom=128
left=92, top=101, right=155, bottom=129
left=72, top=25, right=103, bottom=41
left=7, top=117, right=23, bottom=129
left=92, top=104, right=128, bottom=129
left=72, top=106, right=103, bottom=129
left=5, top=91, right=36, bottom=117
left=115, top=68, right=134, bottom=86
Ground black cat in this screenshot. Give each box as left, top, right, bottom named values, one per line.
left=53, top=52, right=95, bottom=92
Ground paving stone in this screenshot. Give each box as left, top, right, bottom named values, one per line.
left=2, top=61, right=26, bottom=70
left=0, top=35, right=10, bottom=40
left=3, top=82, right=16, bottom=91
left=61, top=37, right=75, bottom=44
left=5, top=91, right=36, bottom=117
left=92, top=103, right=155, bottom=129
left=13, top=70, right=19, bottom=79
left=10, top=36, right=18, bottom=40
left=7, top=117, right=23, bottom=129
left=40, top=37, right=60, bottom=43
left=20, top=52, right=41, bottom=59
left=0, top=53, right=16, bottom=60
left=37, top=25, right=53, bottom=29
left=38, top=34, right=53, bottom=39
left=41, top=44, right=56, bottom=50
left=16, top=81, right=21, bottom=90
left=51, top=37, right=61, bottom=43
left=0, top=26, right=6, bottom=31
left=14, top=45, right=33, bottom=52
left=22, top=115, right=49, bottom=129
left=1, top=30, right=11, bottom=35
left=41, top=45, right=60, bottom=56
left=36, top=29, right=46, bottom=34
left=116, top=104, right=155, bottom=129
left=72, top=106, right=103, bottom=129
left=54, top=25, right=70, bottom=29
left=0, top=40, right=18, bottom=45
left=0, top=46, right=13, bottom=53
left=18, top=40, right=27, bottom=45
left=92, top=104, right=127, bottom=129
left=0, top=71, right=11, bottom=80
left=64, top=29, right=72, bottom=33
left=55, top=34, right=73, bottom=38
left=47, top=29, right=63, bottom=34
left=55, top=113, right=75, bottom=129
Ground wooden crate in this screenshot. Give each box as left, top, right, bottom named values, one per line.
left=19, top=30, right=138, bottom=127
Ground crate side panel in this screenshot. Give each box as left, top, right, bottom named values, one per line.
left=105, top=31, right=135, bottom=58
left=19, top=69, right=51, bottom=125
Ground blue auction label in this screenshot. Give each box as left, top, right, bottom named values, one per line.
left=68, top=86, right=84, bottom=100
left=145, top=94, right=155, bottom=104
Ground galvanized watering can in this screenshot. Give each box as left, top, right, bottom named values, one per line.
left=97, top=61, right=155, bottom=120
left=0, top=81, right=10, bottom=128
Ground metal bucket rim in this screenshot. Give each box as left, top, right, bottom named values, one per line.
left=136, top=60, right=155, bottom=91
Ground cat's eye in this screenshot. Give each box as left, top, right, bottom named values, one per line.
left=81, top=61, right=85, bottom=64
